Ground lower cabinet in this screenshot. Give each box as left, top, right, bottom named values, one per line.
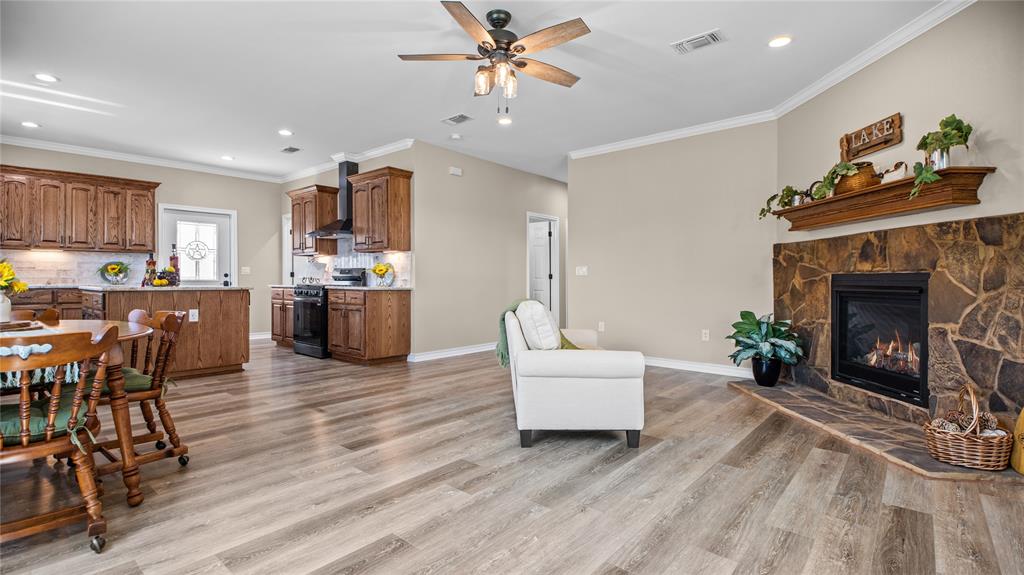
left=10, top=288, right=83, bottom=320
left=327, top=289, right=410, bottom=362
left=270, top=288, right=294, bottom=346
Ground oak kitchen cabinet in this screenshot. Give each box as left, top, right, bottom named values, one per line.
left=348, top=167, right=412, bottom=253
left=270, top=287, right=295, bottom=346
left=287, top=185, right=338, bottom=256
left=327, top=289, right=410, bottom=362
left=10, top=288, right=83, bottom=320
left=0, top=165, right=158, bottom=252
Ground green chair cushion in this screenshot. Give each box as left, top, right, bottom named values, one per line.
left=0, top=395, right=75, bottom=446
left=86, top=366, right=154, bottom=393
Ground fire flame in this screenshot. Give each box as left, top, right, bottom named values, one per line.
left=863, top=329, right=920, bottom=376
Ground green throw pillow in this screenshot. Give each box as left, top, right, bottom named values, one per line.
left=560, top=333, right=581, bottom=350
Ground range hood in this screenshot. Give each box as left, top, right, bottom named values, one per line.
left=308, top=160, right=358, bottom=239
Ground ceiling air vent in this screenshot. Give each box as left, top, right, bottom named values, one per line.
left=670, top=29, right=723, bottom=54
left=441, top=114, right=473, bottom=126
left=280, top=146, right=301, bottom=154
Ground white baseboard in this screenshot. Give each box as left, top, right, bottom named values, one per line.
left=250, top=332, right=272, bottom=341
left=407, top=342, right=496, bottom=363
left=644, top=356, right=751, bottom=379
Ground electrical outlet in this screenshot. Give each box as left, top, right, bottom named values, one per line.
left=448, top=166, right=463, bottom=176
left=598, top=321, right=605, bottom=332
left=575, top=266, right=589, bottom=276
left=701, top=329, right=710, bottom=342
left=188, top=309, right=199, bottom=322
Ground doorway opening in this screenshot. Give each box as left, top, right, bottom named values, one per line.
left=158, top=204, right=237, bottom=287
left=526, top=212, right=560, bottom=327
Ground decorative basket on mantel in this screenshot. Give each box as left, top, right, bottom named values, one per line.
left=923, top=385, right=1013, bottom=471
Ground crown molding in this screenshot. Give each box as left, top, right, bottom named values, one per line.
left=0, top=135, right=283, bottom=183
left=772, top=0, right=975, bottom=117
left=280, top=160, right=337, bottom=184
left=331, top=138, right=415, bottom=163
left=568, top=0, right=974, bottom=161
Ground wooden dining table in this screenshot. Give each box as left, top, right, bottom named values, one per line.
left=1, top=319, right=154, bottom=506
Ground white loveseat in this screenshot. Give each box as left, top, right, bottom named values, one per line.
left=504, top=310, right=646, bottom=448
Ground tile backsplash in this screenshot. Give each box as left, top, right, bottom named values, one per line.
left=2, top=251, right=149, bottom=286
left=294, top=238, right=413, bottom=287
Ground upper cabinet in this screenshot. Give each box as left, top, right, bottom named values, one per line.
left=287, top=184, right=338, bottom=256
left=0, top=165, right=158, bottom=252
left=348, top=167, right=412, bottom=253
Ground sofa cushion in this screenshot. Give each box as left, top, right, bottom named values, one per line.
left=515, top=300, right=561, bottom=350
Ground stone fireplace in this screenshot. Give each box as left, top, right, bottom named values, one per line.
left=773, top=212, right=1024, bottom=426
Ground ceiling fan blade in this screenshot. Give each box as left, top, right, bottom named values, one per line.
left=513, top=58, right=579, bottom=87
left=441, top=1, right=494, bottom=48
left=512, top=18, right=590, bottom=55
left=398, top=53, right=485, bottom=61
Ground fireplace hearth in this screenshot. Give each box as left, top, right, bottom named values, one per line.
left=831, top=273, right=929, bottom=408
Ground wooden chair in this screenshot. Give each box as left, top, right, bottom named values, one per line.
left=10, top=308, right=60, bottom=322
left=0, top=326, right=118, bottom=553
left=93, top=310, right=190, bottom=473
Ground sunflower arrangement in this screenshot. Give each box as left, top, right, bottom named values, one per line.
left=0, top=259, right=29, bottom=297
left=370, top=262, right=393, bottom=287
left=98, top=261, right=131, bottom=284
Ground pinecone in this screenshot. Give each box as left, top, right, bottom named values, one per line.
left=977, top=411, right=999, bottom=431
left=931, top=418, right=961, bottom=433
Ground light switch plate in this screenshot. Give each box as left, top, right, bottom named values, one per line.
left=575, top=266, right=589, bottom=276
left=188, top=309, right=199, bottom=322
left=448, top=166, right=463, bottom=176
left=241, top=266, right=252, bottom=275
left=701, top=329, right=710, bottom=342
left=598, top=321, right=605, bottom=332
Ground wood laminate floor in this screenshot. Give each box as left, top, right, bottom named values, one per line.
left=2, top=341, right=1022, bottom=574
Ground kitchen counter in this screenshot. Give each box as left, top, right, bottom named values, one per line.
left=80, top=285, right=253, bottom=292
left=268, top=284, right=411, bottom=291
left=26, top=284, right=81, bottom=289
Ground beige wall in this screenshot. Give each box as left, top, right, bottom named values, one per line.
left=776, top=1, right=1024, bottom=242
left=280, top=142, right=568, bottom=354
left=567, top=122, right=778, bottom=365
left=0, top=144, right=282, bottom=333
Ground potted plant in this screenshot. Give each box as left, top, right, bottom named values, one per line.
left=726, top=311, right=804, bottom=387
left=0, top=259, right=29, bottom=323
left=758, top=185, right=802, bottom=219
left=911, top=114, right=973, bottom=198
left=811, top=161, right=860, bottom=200
left=98, top=261, right=131, bottom=285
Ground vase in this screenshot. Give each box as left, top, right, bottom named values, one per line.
left=103, top=273, right=128, bottom=285
left=751, top=357, right=782, bottom=387
left=929, top=149, right=950, bottom=170
left=0, top=293, right=10, bottom=323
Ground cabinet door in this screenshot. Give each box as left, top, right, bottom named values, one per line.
left=65, top=182, right=97, bottom=249
left=367, top=178, right=389, bottom=251
left=1, top=174, right=32, bottom=248
left=352, top=183, right=371, bottom=251
left=60, top=305, right=83, bottom=320
left=35, top=178, right=65, bottom=248
left=97, top=186, right=126, bottom=250
left=271, top=300, right=283, bottom=340
left=126, top=189, right=155, bottom=251
left=283, top=301, right=295, bottom=342
left=302, top=196, right=317, bottom=254
left=291, top=197, right=304, bottom=254
left=328, top=304, right=346, bottom=353
left=344, top=306, right=365, bottom=356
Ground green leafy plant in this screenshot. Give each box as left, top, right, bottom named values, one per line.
left=910, top=162, right=941, bottom=199
left=812, top=161, right=859, bottom=200
left=758, top=185, right=801, bottom=219
left=916, top=114, right=973, bottom=155
left=726, top=311, right=805, bottom=366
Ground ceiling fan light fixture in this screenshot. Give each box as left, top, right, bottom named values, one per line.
left=503, top=71, right=518, bottom=99
left=493, top=53, right=511, bottom=87
left=474, top=66, right=494, bottom=96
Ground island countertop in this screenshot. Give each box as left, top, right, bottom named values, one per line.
left=268, top=284, right=411, bottom=291
left=79, top=285, right=253, bottom=292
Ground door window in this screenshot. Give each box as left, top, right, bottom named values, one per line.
left=176, top=221, right=219, bottom=281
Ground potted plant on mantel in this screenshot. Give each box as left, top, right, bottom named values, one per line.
left=911, top=114, right=973, bottom=198
left=726, top=311, right=805, bottom=387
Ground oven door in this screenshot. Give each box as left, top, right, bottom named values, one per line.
left=293, top=295, right=325, bottom=346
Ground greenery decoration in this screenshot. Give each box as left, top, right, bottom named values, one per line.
left=910, top=162, right=942, bottom=199
left=726, top=311, right=805, bottom=367
left=758, top=185, right=801, bottom=219
left=812, top=161, right=859, bottom=200
left=916, top=114, right=973, bottom=155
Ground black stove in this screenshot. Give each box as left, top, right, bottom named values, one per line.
left=293, top=283, right=329, bottom=358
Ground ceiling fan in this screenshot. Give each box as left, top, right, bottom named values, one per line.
left=398, top=1, right=590, bottom=100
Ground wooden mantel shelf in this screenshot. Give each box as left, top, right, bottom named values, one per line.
left=774, top=167, right=996, bottom=231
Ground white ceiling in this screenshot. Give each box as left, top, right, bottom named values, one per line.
left=0, top=1, right=942, bottom=182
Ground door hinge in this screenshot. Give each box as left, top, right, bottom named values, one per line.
left=548, top=231, right=552, bottom=237
left=548, top=273, right=553, bottom=280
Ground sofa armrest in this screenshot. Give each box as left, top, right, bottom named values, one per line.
left=516, top=349, right=645, bottom=379
left=560, top=328, right=598, bottom=349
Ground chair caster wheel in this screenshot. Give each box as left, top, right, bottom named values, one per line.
left=155, top=440, right=166, bottom=450
left=90, top=535, right=106, bottom=553
left=178, top=455, right=190, bottom=467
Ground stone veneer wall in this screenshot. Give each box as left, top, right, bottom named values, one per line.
left=773, top=212, right=1024, bottom=426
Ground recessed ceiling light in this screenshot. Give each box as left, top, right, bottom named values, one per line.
left=449, top=133, right=462, bottom=140
left=768, top=36, right=792, bottom=48
left=221, top=155, right=234, bottom=161
left=21, top=121, right=41, bottom=128
left=278, top=129, right=293, bottom=136
left=33, top=73, right=60, bottom=83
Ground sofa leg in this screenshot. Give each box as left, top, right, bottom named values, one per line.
left=626, top=430, right=640, bottom=448
left=520, top=430, right=533, bottom=448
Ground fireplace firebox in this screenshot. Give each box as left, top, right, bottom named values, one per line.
left=831, top=273, right=929, bottom=407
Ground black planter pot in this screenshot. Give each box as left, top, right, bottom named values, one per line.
left=751, top=357, right=782, bottom=387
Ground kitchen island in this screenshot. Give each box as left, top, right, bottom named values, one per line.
left=80, top=285, right=251, bottom=378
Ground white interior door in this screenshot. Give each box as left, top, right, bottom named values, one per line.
left=159, top=207, right=233, bottom=286
left=529, top=220, right=552, bottom=310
